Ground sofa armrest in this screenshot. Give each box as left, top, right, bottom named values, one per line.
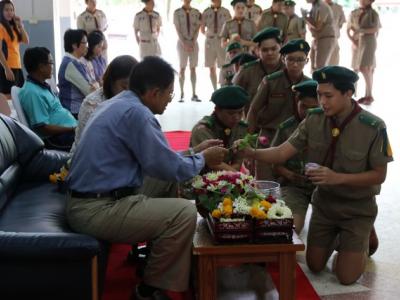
left=0, top=232, right=100, bottom=260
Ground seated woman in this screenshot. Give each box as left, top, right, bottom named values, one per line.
left=81, top=30, right=107, bottom=88
left=58, top=29, right=94, bottom=118
left=71, top=55, right=138, bottom=153
left=190, top=85, right=249, bottom=172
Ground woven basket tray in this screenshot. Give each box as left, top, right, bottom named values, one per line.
left=206, top=213, right=253, bottom=244
left=253, top=218, right=294, bottom=243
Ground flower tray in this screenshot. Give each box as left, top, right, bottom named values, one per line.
left=206, top=213, right=253, bottom=244
left=253, top=218, right=294, bottom=243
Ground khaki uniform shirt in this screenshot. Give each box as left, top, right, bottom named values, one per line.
left=232, top=59, right=285, bottom=110
left=328, top=2, right=345, bottom=38
left=309, top=0, right=335, bottom=39
left=133, top=9, right=162, bottom=40
left=202, top=6, right=231, bottom=38
left=247, top=70, right=309, bottom=132
left=220, top=18, right=257, bottom=43
left=288, top=106, right=393, bottom=215
left=257, top=8, right=289, bottom=39
left=77, top=9, right=108, bottom=34
left=220, top=63, right=235, bottom=86
left=173, top=7, right=202, bottom=42
left=190, top=115, right=248, bottom=166
left=246, top=4, right=263, bottom=23
left=286, top=14, right=306, bottom=41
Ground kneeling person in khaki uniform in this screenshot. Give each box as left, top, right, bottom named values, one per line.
left=271, top=80, right=319, bottom=233
left=236, top=65, right=393, bottom=285
left=66, top=57, right=228, bottom=299
left=191, top=85, right=249, bottom=172
left=133, top=0, right=162, bottom=59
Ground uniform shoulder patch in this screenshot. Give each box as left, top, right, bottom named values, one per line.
left=243, top=59, right=260, bottom=69
left=358, top=113, right=382, bottom=128
left=266, top=70, right=284, bottom=81
left=307, top=107, right=324, bottom=115
left=199, top=115, right=215, bottom=128
left=278, top=116, right=297, bottom=130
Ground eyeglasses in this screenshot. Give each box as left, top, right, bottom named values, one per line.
left=285, top=57, right=308, bottom=64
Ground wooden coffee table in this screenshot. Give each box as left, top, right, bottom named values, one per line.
left=192, top=218, right=305, bottom=300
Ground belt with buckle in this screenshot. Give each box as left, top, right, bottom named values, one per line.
left=140, top=39, right=151, bottom=43
left=69, top=187, right=137, bottom=200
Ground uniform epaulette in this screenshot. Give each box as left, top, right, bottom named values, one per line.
left=243, top=59, right=260, bottom=69
left=359, top=113, right=381, bottom=128
left=200, top=115, right=215, bottom=128
left=307, top=107, right=324, bottom=115
left=266, top=70, right=284, bottom=81
left=239, top=120, right=248, bottom=127
left=278, top=116, right=297, bottom=130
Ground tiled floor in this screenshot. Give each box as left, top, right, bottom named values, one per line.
left=156, top=17, right=400, bottom=297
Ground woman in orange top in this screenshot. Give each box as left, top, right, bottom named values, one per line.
left=0, top=0, right=29, bottom=98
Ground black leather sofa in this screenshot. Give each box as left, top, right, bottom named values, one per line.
left=0, top=114, right=109, bottom=300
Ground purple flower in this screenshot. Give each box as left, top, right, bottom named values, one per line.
left=258, top=136, right=269, bottom=146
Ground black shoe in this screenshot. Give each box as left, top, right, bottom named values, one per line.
left=179, top=94, right=184, bottom=102
left=191, top=95, right=201, bottom=102
left=133, top=285, right=171, bottom=300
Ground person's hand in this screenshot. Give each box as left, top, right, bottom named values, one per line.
left=5, top=67, right=14, bottom=81
left=232, top=139, right=255, bottom=159
left=232, top=33, right=241, bottom=42
left=193, top=139, right=223, bottom=153
left=184, top=42, right=194, bottom=52
left=202, top=146, right=228, bottom=167
left=286, top=171, right=308, bottom=185
left=305, top=166, right=341, bottom=185
left=13, top=16, right=22, bottom=28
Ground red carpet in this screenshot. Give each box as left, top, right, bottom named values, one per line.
left=102, top=131, right=319, bottom=300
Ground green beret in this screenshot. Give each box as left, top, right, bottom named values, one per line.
left=292, top=80, right=318, bottom=98
left=284, top=0, right=296, bottom=6
left=280, top=39, right=310, bottom=54
left=231, top=0, right=246, bottom=6
left=211, top=86, right=249, bottom=109
left=312, top=66, right=359, bottom=85
left=252, top=27, right=281, bottom=44
left=225, top=42, right=242, bottom=53
left=230, top=53, right=258, bottom=66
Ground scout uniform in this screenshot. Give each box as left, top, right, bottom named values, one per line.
left=173, top=6, right=202, bottom=69
left=220, top=15, right=256, bottom=52
left=326, top=1, right=345, bottom=65
left=308, top=0, right=336, bottom=71
left=202, top=5, right=231, bottom=68
left=271, top=80, right=318, bottom=222
left=220, top=42, right=243, bottom=86
left=246, top=3, right=263, bottom=23
left=232, top=27, right=284, bottom=114
left=133, top=8, right=162, bottom=59
left=190, top=86, right=249, bottom=171
left=257, top=2, right=288, bottom=40
left=287, top=66, right=393, bottom=252
left=247, top=39, right=310, bottom=179
left=230, top=52, right=258, bottom=68
left=77, top=8, right=108, bottom=34
left=348, top=5, right=381, bottom=71
left=284, top=1, right=306, bottom=41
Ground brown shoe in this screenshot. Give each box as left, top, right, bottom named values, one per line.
left=369, top=227, right=379, bottom=256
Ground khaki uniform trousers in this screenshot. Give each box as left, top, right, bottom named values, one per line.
left=139, top=39, right=161, bottom=60
left=66, top=177, right=197, bottom=291
left=310, top=37, right=336, bottom=71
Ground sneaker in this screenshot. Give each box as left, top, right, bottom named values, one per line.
left=191, top=95, right=201, bottom=102
left=133, top=285, right=171, bottom=300
left=178, top=94, right=184, bottom=103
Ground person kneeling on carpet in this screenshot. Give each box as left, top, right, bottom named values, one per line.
left=190, top=85, right=249, bottom=172
left=66, top=56, right=228, bottom=300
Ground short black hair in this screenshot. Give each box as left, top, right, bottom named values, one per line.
left=85, top=30, right=105, bottom=59
left=23, top=47, right=51, bottom=74
left=63, top=29, right=87, bottom=53
left=103, top=55, right=138, bottom=99
left=129, top=56, right=176, bottom=95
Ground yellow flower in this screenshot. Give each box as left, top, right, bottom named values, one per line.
left=223, top=205, right=233, bottom=217
left=212, top=209, right=222, bottom=218
left=49, top=173, right=58, bottom=184
left=260, top=200, right=272, bottom=210
left=250, top=206, right=268, bottom=219
left=256, top=210, right=268, bottom=219
left=222, top=197, right=233, bottom=206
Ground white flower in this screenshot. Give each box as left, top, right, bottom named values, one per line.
left=206, top=172, right=219, bottom=181
left=267, top=203, right=293, bottom=219
left=192, top=176, right=205, bottom=189
left=217, top=180, right=230, bottom=188
left=276, top=199, right=286, bottom=207
left=233, top=196, right=251, bottom=215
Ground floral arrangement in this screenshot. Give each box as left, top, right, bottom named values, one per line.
left=191, top=171, right=292, bottom=221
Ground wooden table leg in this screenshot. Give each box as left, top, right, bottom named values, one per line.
left=197, top=255, right=217, bottom=300
left=279, top=252, right=296, bottom=300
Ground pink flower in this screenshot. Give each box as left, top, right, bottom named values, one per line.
left=258, top=136, right=269, bottom=146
